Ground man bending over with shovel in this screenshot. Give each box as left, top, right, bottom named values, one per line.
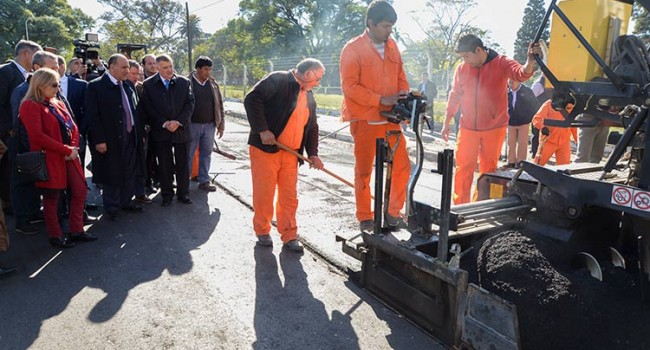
left=244, top=58, right=325, bottom=253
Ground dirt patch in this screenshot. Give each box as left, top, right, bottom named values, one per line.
left=467, top=230, right=650, bottom=350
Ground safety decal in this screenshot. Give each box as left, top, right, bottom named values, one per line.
left=633, top=190, right=650, bottom=211
left=611, top=185, right=632, bottom=207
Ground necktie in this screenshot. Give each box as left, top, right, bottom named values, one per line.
left=164, top=79, right=170, bottom=90
left=118, top=82, right=133, bottom=133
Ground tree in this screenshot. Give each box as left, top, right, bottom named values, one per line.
left=204, top=0, right=369, bottom=84
left=632, top=2, right=650, bottom=41
left=513, top=0, right=549, bottom=64
left=404, top=0, right=487, bottom=90
left=0, top=0, right=94, bottom=61
left=97, top=0, right=204, bottom=72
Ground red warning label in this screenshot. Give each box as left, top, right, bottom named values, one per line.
left=633, top=190, right=650, bottom=211
left=611, top=186, right=632, bottom=207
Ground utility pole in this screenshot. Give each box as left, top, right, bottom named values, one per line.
left=186, top=2, right=192, bottom=73
left=25, top=17, right=31, bottom=40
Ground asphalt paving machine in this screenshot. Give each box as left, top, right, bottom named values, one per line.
left=336, top=0, right=650, bottom=348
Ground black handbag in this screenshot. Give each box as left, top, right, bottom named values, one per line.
left=15, top=150, right=48, bottom=183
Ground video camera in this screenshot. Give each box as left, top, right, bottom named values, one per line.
left=381, top=92, right=428, bottom=124
left=73, top=33, right=102, bottom=80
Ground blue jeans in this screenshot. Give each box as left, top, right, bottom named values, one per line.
left=188, top=122, right=216, bottom=184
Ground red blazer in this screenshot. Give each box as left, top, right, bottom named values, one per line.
left=19, top=98, right=83, bottom=189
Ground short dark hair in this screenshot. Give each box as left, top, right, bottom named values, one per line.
left=194, top=56, right=212, bottom=69
left=366, top=0, right=397, bottom=27
left=141, top=54, right=155, bottom=65
left=128, top=59, right=140, bottom=69
left=155, top=54, right=172, bottom=64
left=455, top=34, right=485, bottom=53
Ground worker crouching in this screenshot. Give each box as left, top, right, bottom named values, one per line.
left=532, top=100, right=577, bottom=166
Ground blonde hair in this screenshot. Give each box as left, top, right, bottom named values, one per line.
left=23, top=68, right=60, bottom=103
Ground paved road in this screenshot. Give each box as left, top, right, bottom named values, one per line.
left=0, top=107, right=443, bottom=349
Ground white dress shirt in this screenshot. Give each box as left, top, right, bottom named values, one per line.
left=60, top=75, right=69, bottom=98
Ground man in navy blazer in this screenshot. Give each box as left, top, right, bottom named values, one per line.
left=141, top=54, right=195, bottom=206
left=57, top=56, right=89, bottom=165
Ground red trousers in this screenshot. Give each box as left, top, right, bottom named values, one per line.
left=454, top=127, right=507, bottom=204
left=43, top=160, right=88, bottom=238
left=350, top=121, right=410, bottom=222
left=249, top=146, right=299, bottom=243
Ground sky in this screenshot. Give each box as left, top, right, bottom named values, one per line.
left=66, top=0, right=544, bottom=57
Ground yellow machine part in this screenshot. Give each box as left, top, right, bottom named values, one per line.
left=546, top=0, right=632, bottom=87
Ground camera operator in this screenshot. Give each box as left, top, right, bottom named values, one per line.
left=81, top=52, right=106, bottom=82
left=73, top=36, right=105, bottom=81
left=340, top=1, right=411, bottom=232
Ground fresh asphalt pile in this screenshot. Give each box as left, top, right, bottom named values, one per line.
left=460, top=230, right=650, bottom=350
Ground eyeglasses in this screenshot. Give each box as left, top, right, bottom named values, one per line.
left=51, top=83, right=60, bottom=88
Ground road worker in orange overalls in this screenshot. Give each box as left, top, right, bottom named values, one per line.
left=340, top=1, right=411, bottom=232
left=440, top=34, right=541, bottom=204
left=532, top=100, right=578, bottom=166
left=243, top=58, right=325, bottom=253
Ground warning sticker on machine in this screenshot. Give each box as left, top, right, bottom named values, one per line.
left=633, top=190, right=650, bottom=211
left=612, top=186, right=632, bottom=207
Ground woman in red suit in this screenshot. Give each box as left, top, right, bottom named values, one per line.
left=19, top=69, right=97, bottom=248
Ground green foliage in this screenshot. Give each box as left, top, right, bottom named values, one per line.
left=513, top=0, right=549, bottom=64
left=0, top=0, right=94, bottom=61
left=632, top=3, right=650, bottom=40
left=97, top=0, right=205, bottom=74
left=402, top=0, right=487, bottom=92
left=205, top=0, right=369, bottom=83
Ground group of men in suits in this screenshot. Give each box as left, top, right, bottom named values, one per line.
left=0, top=40, right=225, bottom=274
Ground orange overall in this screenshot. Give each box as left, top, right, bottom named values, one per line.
left=532, top=101, right=577, bottom=166
left=250, top=91, right=309, bottom=243
left=340, top=30, right=411, bottom=221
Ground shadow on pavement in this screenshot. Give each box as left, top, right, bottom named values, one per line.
left=343, top=276, right=438, bottom=350
left=0, top=189, right=219, bottom=349
left=253, top=245, right=359, bottom=349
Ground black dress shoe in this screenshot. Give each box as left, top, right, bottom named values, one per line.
left=83, top=211, right=99, bottom=224
left=0, top=266, right=17, bottom=277
left=106, top=211, right=118, bottom=221
left=49, top=236, right=75, bottom=248
left=178, top=195, right=192, bottom=204
left=70, top=232, right=98, bottom=242
left=162, top=198, right=172, bottom=207
left=135, top=195, right=153, bottom=204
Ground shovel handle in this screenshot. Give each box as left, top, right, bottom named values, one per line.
left=273, top=141, right=356, bottom=190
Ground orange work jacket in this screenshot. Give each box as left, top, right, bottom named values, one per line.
left=532, top=100, right=577, bottom=145
left=340, top=30, right=409, bottom=123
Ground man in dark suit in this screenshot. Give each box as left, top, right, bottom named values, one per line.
left=57, top=55, right=89, bottom=165
left=87, top=54, right=145, bottom=221
left=141, top=54, right=195, bottom=206
left=140, top=54, right=159, bottom=194
left=419, top=72, right=437, bottom=116
left=9, top=50, right=58, bottom=235
left=0, top=40, right=41, bottom=211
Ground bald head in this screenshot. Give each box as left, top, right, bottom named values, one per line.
left=108, top=54, right=129, bottom=81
